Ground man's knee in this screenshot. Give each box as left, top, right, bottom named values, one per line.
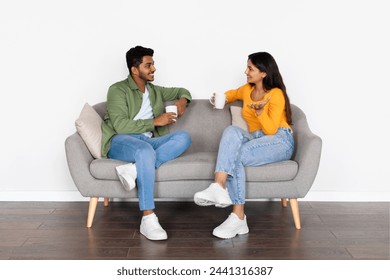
left=173, top=130, right=192, bottom=148
left=135, top=142, right=156, bottom=161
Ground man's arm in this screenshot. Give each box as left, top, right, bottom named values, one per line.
left=155, top=86, right=192, bottom=117
left=174, top=97, right=189, bottom=117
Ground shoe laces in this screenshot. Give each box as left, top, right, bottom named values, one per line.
left=143, top=215, right=163, bottom=231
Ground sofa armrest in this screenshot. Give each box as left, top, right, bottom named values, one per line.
left=291, top=108, right=322, bottom=197
left=65, top=132, right=95, bottom=197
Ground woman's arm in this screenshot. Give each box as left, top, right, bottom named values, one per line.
left=256, top=89, right=285, bottom=135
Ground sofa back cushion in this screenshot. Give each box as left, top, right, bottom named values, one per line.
left=93, top=100, right=242, bottom=153
left=169, top=100, right=242, bottom=153
left=92, top=100, right=303, bottom=155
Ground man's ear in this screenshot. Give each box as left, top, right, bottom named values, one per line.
left=131, top=66, right=138, bottom=76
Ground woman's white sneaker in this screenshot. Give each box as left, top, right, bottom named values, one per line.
left=194, top=183, right=233, bottom=208
left=213, top=213, right=249, bottom=239
left=140, top=213, right=168, bottom=241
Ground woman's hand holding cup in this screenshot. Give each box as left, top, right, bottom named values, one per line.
left=210, top=92, right=226, bottom=109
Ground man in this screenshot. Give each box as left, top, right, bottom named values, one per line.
left=101, top=46, right=192, bottom=240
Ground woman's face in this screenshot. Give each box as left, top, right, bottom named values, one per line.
left=245, top=59, right=266, bottom=84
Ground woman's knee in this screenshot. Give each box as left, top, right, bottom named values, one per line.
left=222, top=125, right=245, bottom=141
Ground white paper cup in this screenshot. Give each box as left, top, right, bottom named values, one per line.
left=165, top=105, right=178, bottom=121
left=165, top=105, right=177, bottom=115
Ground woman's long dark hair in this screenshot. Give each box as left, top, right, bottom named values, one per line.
left=248, top=52, right=292, bottom=125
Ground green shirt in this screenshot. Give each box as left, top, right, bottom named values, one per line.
left=101, top=75, right=192, bottom=158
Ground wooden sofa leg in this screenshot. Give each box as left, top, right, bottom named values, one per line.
left=281, top=198, right=288, bottom=208
left=104, top=197, right=109, bottom=207
left=87, top=197, right=99, bottom=228
left=289, top=198, right=301, bottom=229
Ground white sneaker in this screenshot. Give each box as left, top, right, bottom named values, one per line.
left=194, top=183, right=233, bottom=208
left=213, top=213, right=249, bottom=239
left=116, top=163, right=137, bottom=191
left=140, top=213, right=168, bottom=241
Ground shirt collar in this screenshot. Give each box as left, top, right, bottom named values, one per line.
left=127, top=74, right=139, bottom=90
left=127, top=74, right=151, bottom=92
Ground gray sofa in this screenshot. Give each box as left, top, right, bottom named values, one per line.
left=65, top=100, right=322, bottom=229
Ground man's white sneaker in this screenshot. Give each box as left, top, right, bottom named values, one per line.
left=116, top=163, right=137, bottom=191
left=194, top=183, right=233, bottom=208
left=213, top=213, right=249, bottom=239
left=140, top=213, right=168, bottom=241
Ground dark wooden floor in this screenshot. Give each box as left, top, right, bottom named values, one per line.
left=0, top=201, right=389, bottom=260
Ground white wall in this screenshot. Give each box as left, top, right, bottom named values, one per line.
left=1, top=0, right=389, bottom=201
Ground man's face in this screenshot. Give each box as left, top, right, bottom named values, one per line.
left=133, top=56, right=156, bottom=82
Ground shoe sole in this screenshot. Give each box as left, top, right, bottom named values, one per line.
left=194, top=194, right=215, bottom=206
left=194, top=194, right=232, bottom=207
left=118, top=177, right=134, bottom=191
left=140, top=229, right=168, bottom=241
left=213, top=228, right=249, bottom=239
left=117, top=172, right=136, bottom=191
left=215, top=203, right=233, bottom=208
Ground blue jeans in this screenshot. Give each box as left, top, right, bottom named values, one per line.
left=215, top=126, right=294, bottom=204
left=108, top=130, right=192, bottom=211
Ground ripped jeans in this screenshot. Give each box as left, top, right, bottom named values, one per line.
left=215, top=126, right=294, bottom=204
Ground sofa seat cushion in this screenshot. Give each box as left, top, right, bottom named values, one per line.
left=90, top=158, right=126, bottom=180
left=245, top=160, right=298, bottom=182
left=156, top=152, right=216, bottom=181
left=90, top=152, right=298, bottom=182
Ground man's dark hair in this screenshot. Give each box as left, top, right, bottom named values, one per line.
left=126, top=46, right=154, bottom=71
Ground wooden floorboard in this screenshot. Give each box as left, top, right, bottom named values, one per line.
left=0, top=201, right=388, bottom=260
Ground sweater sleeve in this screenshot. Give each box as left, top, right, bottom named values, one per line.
left=106, top=85, right=154, bottom=134
left=225, top=88, right=242, bottom=103
left=257, top=89, right=285, bottom=135
left=225, top=85, right=245, bottom=103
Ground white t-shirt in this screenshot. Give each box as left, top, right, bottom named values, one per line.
left=133, top=87, right=154, bottom=138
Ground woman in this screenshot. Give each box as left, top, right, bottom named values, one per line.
left=194, top=52, right=294, bottom=239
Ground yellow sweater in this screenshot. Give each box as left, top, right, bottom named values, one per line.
left=225, top=84, right=290, bottom=134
